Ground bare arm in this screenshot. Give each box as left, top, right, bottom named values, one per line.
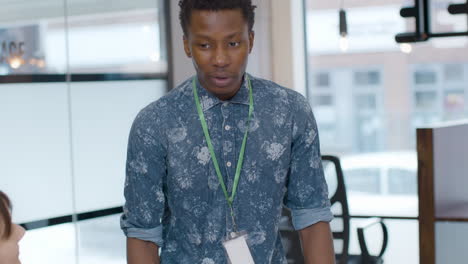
left=299, top=221, right=335, bottom=264
left=127, top=237, right=160, bottom=264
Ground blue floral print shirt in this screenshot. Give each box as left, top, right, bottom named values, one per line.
left=120, top=74, right=333, bottom=264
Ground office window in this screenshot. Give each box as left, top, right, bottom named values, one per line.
left=355, top=94, right=377, bottom=110
left=444, top=64, right=463, bottom=82
left=305, top=0, right=468, bottom=262
left=412, top=64, right=467, bottom=126
left=313, top=95, right=333, bottom=106
left=0, top=0, right=169, bottom=263
left=354, top=71, right=380, bottom=86
left=315, top=72, right=330, bottom=87
left=415, top=91, right=438, bottom=110
left=414, top=70, right=437, bottom=85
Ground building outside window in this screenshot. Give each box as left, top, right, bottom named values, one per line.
left=304, top=0, right=468, bottom=263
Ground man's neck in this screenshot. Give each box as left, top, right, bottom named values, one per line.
left=216, top=85, right=241, bottom=101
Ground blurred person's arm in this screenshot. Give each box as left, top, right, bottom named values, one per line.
left=127, top=237, right=160, bottom=264
left=299, top=221, right=335, bottom=264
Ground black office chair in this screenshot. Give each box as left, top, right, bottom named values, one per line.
left=279, top=155, right=388, bottom=264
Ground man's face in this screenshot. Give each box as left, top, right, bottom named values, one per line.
left=184, top=8, right=254, bottom=100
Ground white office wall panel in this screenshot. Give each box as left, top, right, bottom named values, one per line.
left=0, top=83, right=74, bottom=223
left=70, top=80, right=166, bottom=212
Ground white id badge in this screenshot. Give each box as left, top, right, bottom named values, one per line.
left=222, top=232, right=255, bottom=264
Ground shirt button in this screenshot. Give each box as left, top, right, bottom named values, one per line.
left=225, top=125, right=231, bottom=131
left=226, top=161, right=232, bottom=167
left=223, top=102, right=229, bottom=107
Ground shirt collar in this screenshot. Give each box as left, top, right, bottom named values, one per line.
left=195, top=73, right=251, bottom=112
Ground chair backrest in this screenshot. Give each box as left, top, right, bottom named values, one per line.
left=323, top=155, right=350, bottom=264
left=279, top=155, right=351, bottom=264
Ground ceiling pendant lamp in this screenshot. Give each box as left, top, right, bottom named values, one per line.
left=339, top=5, right=348, bottom=52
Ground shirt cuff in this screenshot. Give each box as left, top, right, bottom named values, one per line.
left=291, top=207, right=334, bottom=231
left=122, top=224, right=164, bottom=247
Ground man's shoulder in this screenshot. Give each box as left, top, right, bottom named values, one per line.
left=154, top=77, right=192, bottom=108
left=138, top=78, right=192, bottom=114
left=250, top=75, right=308, bottom=107
left=133, top=78, right=192, bottom=126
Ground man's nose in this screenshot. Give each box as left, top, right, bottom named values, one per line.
left=213, top=47, right=230, bottom=67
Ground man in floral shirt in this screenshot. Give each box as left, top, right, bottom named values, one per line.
left=121, top=0, right=334, bottom=263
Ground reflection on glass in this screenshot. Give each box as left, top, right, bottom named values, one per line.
left=0, top=0, right=167, bottom=75
left=65, top=9, right=167, bottom=74
left=0, top=13, right=67, bottom=74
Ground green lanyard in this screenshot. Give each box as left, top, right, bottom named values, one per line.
left=192, top=75, right=254, bottom=210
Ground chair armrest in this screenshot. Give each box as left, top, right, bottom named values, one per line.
left=357, top=217, right=389, bottom=259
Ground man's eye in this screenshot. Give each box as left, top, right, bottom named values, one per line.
left=229, top=42, right=240, bottom=47
left=199, top=43, right=210, bottom=49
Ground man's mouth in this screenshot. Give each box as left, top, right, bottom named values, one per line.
left=211, top=76, right=232, bottom=87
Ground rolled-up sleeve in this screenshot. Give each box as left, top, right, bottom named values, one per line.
left=284, top=94, right=333, bottom=231
left=120, top=108, right=166, bottom=247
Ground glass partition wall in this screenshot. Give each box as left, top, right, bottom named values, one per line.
left=304, top=0, right=468, bottom=263
left=0, top=1, right=169, bottom=263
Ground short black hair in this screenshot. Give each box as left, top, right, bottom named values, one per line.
left=179, top=0, right=256, bottom=36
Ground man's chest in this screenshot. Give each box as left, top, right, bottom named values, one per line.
left=163, top=103, right=294, bottom=202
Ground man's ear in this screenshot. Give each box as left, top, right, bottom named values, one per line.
left=183, top=35, right=192, bottom=58
left=248, top=31, right=255, bottom=54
